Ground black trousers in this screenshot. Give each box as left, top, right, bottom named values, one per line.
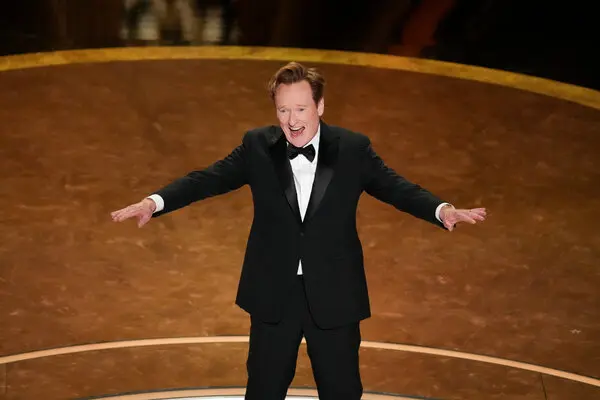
left=245, top=276, right=363, bottom=400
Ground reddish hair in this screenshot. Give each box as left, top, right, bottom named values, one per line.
left=267, top=62, right=325, bottom=104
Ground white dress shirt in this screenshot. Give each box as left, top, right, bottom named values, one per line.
left=288, top=126, right=321, bottom=274
left=147, top=125, right=449, bottom=276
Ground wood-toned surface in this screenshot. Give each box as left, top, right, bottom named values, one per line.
left=0, top=57, right=599, bottom=399
left=5, top=344, right=551, bottom=400
left=542, top=376, right=600, bottom=400
left=6, top=345, right=250, bottom=400
left=0, top=365, right=6, bottom=400
left=360, top=349, right=545, bottom=399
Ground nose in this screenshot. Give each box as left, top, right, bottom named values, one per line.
left=288, top=111, right=297, bottom=126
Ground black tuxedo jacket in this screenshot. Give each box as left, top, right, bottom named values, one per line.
left=152, top=122, right=446, bottom=328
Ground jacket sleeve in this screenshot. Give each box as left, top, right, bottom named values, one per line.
left=361, top=139, right=445, bottom=228
left=152, top=135, right=249, bottom=217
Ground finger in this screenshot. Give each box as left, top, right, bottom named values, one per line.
left=112, top=211, right=131, bottom=221
left=470, top=208, right=487, bottom=217
left=458, top=214, right=477, bottom=224
left=110, top=208, right=128, bottom=219
left=469, top=211, right=486, bottom=221
left=111, top=205, right=134, bottom=217
left=111, top=210, right=123, bottom=221
left=113, top=207, right=142, bottom=222
left=137, top=212, right=151, bottom=228
left=112, top=209, right=130, bottom=221
left=469, top=210, right=487, bottom=221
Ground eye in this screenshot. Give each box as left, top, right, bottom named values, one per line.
left=298, top=108, right=305, bottom=112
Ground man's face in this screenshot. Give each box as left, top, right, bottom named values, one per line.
left=274, top=80, right=324, bottom=148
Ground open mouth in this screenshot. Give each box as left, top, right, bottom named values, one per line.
left=289, top=126, right=305, bottom=137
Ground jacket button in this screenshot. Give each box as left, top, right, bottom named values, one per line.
left=300, top=232, right=304, bottom=237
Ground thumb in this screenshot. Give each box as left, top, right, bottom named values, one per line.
left=137, top=213, right=151, bottom=228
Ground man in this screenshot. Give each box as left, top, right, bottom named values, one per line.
left=111, top=62, right=486, bottom=399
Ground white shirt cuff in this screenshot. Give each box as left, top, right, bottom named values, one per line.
left=146, top=194, right=165, bottom=213
left=435, top=202, right=452, bottom=222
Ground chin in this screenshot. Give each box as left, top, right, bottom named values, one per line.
left=288, top=137, right=308, bottom=147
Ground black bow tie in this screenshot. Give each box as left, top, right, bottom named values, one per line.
left=287, top=143, right=316, bottom=162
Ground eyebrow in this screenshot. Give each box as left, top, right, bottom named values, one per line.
left=277, top=104, right=309, bottom=108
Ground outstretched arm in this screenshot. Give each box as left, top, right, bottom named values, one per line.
left=151, top=142, right=248, bottom=216
left=361, top=141, right=486, bottom=230
left=111, top=137, right=249, bottom=227
left=361, top=142, right=445, bottom=227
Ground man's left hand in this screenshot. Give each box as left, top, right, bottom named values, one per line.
left=440, top=205, right=486, bottom=231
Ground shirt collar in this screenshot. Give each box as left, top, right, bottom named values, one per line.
left=285, top=123, right=321, bottom=156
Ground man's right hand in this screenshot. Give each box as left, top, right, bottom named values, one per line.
left=111, top=198, right=157, bottom=228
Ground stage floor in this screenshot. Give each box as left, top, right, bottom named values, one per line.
left=0, top=48, right=598, bottom=399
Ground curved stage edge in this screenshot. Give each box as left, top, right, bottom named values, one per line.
left=1, top=337, right=598, bottom=387
left=86, top=387, right=420, bottom=400
left=0, top=46, right=599, bottom=110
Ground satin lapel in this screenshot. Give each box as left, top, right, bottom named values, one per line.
left=269, top=132, right=302, bottom=224
left=305, top=123, right=339, bottom=222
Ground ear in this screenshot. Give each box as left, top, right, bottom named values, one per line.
left=317, top=97, right=325, bottom=116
